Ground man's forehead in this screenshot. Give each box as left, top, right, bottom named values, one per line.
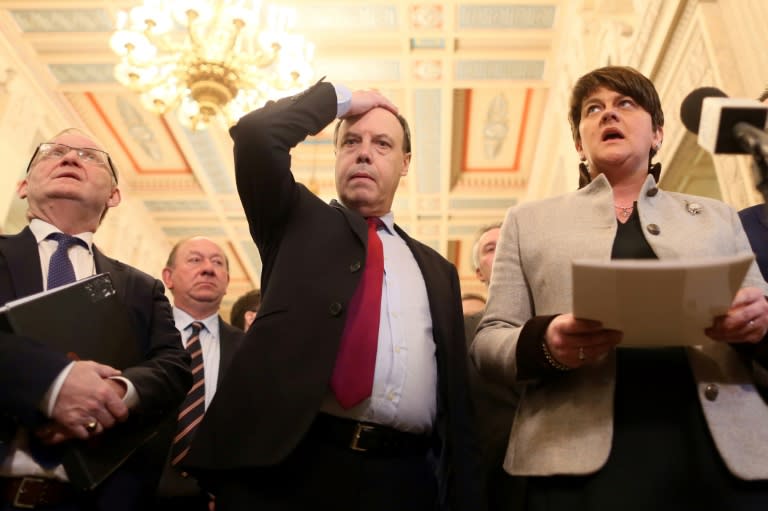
left=341, top=108, right=402, bottom=136
left=51, top=133, right=101, bottom=149
left=480, top=227, right=500, bottom=244
left=180, top=237, right=226, bottom=257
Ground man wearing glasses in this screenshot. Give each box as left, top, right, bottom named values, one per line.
left=0, top=129, right=191, bottom=510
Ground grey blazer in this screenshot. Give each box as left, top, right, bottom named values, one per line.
left=472, top=173, right=768, bottom=480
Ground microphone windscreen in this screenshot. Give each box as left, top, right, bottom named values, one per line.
left=680, top=86, right=727, bottom=134
left=759, top=86, right=768, bottom=103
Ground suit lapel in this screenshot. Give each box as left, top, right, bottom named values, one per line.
left=330, top=199, right=367, bottom=245
left=0, top=227, right=44, bottom=299
left=394, top=225, right=431, bottom=282
left=394, top=225, right=446, bottom=344
left=93, top=246, right=129, bottom=302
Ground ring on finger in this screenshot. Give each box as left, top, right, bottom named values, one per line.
left=578, top=346, right=586, bottom=361
left=85, top=420, right=98, bottom=433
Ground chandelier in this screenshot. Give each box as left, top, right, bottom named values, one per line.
left=110, top=0, right=314, bottom=130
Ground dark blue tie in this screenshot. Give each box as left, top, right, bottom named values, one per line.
left=27, top=435, right=64, bottom=469
left=46, top=232, right=85, bottom=289
left=29, top=233, right=86, bottom=467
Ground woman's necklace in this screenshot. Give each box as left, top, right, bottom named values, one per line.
left=614, top=203, right=634, bottom=220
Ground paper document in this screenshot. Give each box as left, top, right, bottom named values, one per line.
left=572, top=253, right=754, bottom=346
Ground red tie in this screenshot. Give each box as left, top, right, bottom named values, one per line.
left=330, top=217, right=385, bottom=409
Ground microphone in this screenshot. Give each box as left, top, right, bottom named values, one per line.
left=759, top=86, right=768, bottom=103
left=679, top=86, right=768, bottom=154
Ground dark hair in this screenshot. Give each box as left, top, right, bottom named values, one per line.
left=568, top=66, right=664, bottom=156
left=333, top=111, right=412, bottom=154
left=230, top=289, right=261, bottom=330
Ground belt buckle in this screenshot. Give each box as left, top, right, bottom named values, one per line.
left=349, top=423, right=374, bottom=452
left=13, top=476, right=45, bottom=509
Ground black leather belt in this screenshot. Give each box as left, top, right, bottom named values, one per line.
left=1, top=476, right=79, bottom=509
left=310, top=414, right=432, bottom=456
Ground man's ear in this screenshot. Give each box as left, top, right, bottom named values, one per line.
left=244, top=310, right=258, bottom=329
left=401, top=153, right=411, bottom=177
left=16, top=179, right=28, bottom=199
left=106, top=187, right=121, bottom=208
left=475, top=267, right=486, bottom=285
left=161, top=267, right=174, bottom=289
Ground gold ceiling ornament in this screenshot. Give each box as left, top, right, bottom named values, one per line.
left=110, top=0, right=314, bottom=130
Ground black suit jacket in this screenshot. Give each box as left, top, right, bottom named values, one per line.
left=154, top=316, right=244, bottom=497
left=185, top=81, right=484, bottom=510
left=0, top=227, right=191, bottom=510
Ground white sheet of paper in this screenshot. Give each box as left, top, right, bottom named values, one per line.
left=572, top=253, right=754, bottom=346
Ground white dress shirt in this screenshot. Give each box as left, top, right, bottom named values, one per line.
left=321, top=212, right=437, bottom=433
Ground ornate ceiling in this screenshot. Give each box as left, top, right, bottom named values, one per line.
left=0, top=0, right=642, bottom=310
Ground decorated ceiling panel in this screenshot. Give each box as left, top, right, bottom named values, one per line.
left=0, top=0, right=573, bottom=309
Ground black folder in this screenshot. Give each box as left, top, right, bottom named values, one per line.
left=0, top=273, right=159, bottom=490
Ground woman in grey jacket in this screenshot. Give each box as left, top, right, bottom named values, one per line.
left=472, top=66, right=768, bottom=511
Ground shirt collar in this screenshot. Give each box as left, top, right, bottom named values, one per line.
left=332, top=199, right=396, bottom=235
left=374, top=211, right=395, bottom=235
left=172, top=306, right=220, bottom=337
left=29, top=218, right=94, bottom=250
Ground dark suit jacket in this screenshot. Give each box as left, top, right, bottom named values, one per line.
left=463, top=311, right=518, bottom=476
left=154, top=316, right=244, bottom=497
left=185, top=81, right=484, bottom=510
left=739, top=203, right=768, bottom=281
left=0, top=227, right=191, bottom=510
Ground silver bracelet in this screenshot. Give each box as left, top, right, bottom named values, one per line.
left=541, top=341, right=571, bottom=371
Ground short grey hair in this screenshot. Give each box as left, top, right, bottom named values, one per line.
left=471, top=222, right=502, bottom=270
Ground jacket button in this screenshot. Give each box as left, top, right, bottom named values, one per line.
left=349, top=261, right=361, bottom=272
left=329, top=302, right=343, bottom=316
left=646, top=224, right=660, bottom=235
left=704, top=383, right=719, bottom=401
left=646, top=187, right=659, bottom=197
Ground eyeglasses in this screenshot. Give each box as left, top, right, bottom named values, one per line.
left=25, top=142, right=118, bottom=183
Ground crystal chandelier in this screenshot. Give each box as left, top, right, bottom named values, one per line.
left=110, top=0, right=314, bottom=130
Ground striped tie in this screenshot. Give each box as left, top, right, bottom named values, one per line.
left=171, top=321, right=205, bottom=466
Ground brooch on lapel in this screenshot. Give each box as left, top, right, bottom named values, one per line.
left=685, top=200, right=703, bottom=215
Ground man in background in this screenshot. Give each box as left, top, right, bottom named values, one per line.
left=0, top=128, right=190, bottom=510
left=462, top=292, right=487, bottom=315
left=229, top=289, right=261, bottom=331
left=739, top=205, right=768, bottom=281
left=154, top=237, right=243, bottom=511
left=465, top=222, right=519, bottom=509
left=737, top=91, right=768, bottom=281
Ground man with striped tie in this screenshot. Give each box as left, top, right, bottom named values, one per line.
left=0, top=128, right=191, bottom=510
left=153, top=237, right=243, bottom=511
